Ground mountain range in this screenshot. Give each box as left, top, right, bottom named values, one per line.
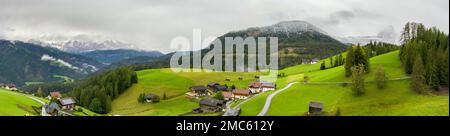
left=28, top=39, right=138, bottom=53
left=0, top=40, right=106, bottom=86
left=79, top=49, right=163, bottom=64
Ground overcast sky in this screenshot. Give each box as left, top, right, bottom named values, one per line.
left=0, top=0, right=448, bottom=52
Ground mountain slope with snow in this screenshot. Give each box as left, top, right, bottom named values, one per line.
left=28, top=40, right=138, bottom=53
left=0, top=40, right=105, bottom=86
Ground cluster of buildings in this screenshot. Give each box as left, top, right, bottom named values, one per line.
left=0, top=83, right=17, bottom=91
left=187, top=81, right=276, bottom=101
left=189, top=80, right=276, bottom=115
left=222, top=81, right=276, bottom=101
left=42, top=91, right=76, bottom=116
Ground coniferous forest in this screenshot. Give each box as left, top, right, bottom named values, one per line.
left=70, top=67, right=138, bottom=113
left=399, top=22, right=449, bottom=92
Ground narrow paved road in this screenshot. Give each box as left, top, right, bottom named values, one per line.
left=257, top=82, right=298, bottom=116
left=1, top=90, right=74, bottom=116
left=223, top=92, right=264, bottom=116
left=26, top=95, right=45, bottom=105
left=224, top=76, right=411, bottom=116
left=1, top=90, right=45, bottom=105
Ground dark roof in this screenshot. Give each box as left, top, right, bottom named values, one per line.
left=261, top=82, right=276, bottom=88
left=191, top=85, right=207, bottom=91
left=144, top=93, right=159, bottom=99
left=45, top=102, right=60, bottom=112
left=200, top=99, right=224, bottom=107
left=59, top=98, right=76, bottom=105
left=207, top=82, right=219, bottom=87
left=215, top=85, right=228, bottom=90
left=309, top=101, right=323, bottom=108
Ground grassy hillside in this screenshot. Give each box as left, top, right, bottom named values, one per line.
left=108, top=50, right=448, bottom=116
left=280, top=52, right=347, bottom=76
left=239, top=50, right=449, bottom=116
left=264, top=80, right=448, bottom=116
left=110, top=69, right=263, bottom=116
left=0, top=89, right=42, bottom=116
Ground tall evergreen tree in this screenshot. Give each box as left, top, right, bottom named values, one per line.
left=345, top=47, right=355, bottom=77
left=36, top=87, right=44, bottom=97
left=330, top=56, right=333, bottom=67
left=89, top=98, right=103, bottom=113
left=411, top=56, right=428, bottom=94
left=320, top=61, right=326, bottom=70
left=351, top=64, right=365, bottom=96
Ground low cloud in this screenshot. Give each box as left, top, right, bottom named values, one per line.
left=41, top=54, right=79, bottom=70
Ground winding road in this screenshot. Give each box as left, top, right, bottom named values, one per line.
left=223, top=82, right=299, bottom=116
left=257, top=82, right=298, bottom=116
left=224, top=76, right=411, bottom=116
left=1, top=90, right=74, bottom=116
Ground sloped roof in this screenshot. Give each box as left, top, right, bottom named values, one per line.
left=200, top=99, right=224, bottom=107
left=207, top=82, right=219, bottom=87
left=45, top=102, right=61, bottom=112
left=50, top=92, right=62, bottom=98
left=144, top=93, right=159, bottom=99
left=249, top=82, right=262, bottom=88
left=222, top=91, right=233, bottom=98
left=215, top=85, right=228, bottom=91
left=59, top=98, right=76, bottom=105
left=191, top=85, right=207, bottom=91
left=309, top=101, right=323, bottom=108
left=233, top=89, right=251, bottom=95
left=261, top=82, right=275, bottom=88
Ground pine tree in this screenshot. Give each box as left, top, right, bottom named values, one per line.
left=36, top=87, right=44, bottom=97
left=437, top=48, right=449, bottom=86
left=411, top=56, right=428, bottom=94
left=345, top=47, right=355, bottom=77
left=320, top=61, right=326, bottom=70
left=351, top=64, right=365, bottom=96
left=330, top=56, right=333, bottom=68
left=89, top=98, right=103, bottom=113
left=339, top=54, right=344, bottom=65
left=425, top=48, right=440, bottom=91
left=105, top=96, right=112, bottom=113
left=334, top=57, right=339, bottom=67
left=375, top=66, right=387, bottom=89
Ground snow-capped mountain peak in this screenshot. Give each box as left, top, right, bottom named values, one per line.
left=260, top=20, right=328, bottom=35
left=28, top=39, right=137, bottom=53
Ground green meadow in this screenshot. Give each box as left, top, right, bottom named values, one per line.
left=110, top=69, right=262, bottom=116
left=239, top=50, right=449, bottom=116
left=0, top=89, right=42, bottom=116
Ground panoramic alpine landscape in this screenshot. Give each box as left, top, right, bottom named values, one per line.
left=0, top=0, right=448, bottom=116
